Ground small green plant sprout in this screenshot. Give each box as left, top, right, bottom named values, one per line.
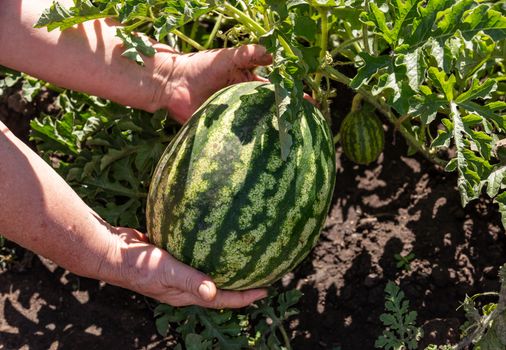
left=154, top=288, right=302, bottom=350
left=394, top=252, right=416, bottom=271
left=455, top=263, right=506, bottom=350
left=375, top=281, right=423, bottom=350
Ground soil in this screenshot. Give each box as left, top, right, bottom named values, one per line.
left=1, top=82, right=505, bottom=350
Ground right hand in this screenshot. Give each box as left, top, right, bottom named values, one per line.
left=101, top=226, right=268, bottom=308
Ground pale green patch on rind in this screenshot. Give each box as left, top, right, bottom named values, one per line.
left=147, top=122, right=193, bottom=249
left=226, top=116, right=321, bottom=290
left=168, top=85, right=272, bottom=269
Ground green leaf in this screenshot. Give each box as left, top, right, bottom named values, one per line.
left=273, top=83, right=293, bottom=161
left=402, top=49, right=425, bottom=92
left=185, top=333, right=212, bottom=350
left=457, top=101, right=506, bottom=132
left=30, top=113, right=80, bottom=155
left=428, top=67, right=456, bottom=101
left=458, top=5, right=506, bottom=42
left=450, top=102, right=492, bottom=206
left=350, top=53, right=390, bottom=89
left=266, top=0, right=289, bottom=20
left=35, top=0, right=110, bottom=31
left=368, top=3, right=392, bottom=44
left=486, top=166, right=506, bottom=198
left=456, top=79, right=498, bottom=103
left=497, top=192, right=506, bottom=228
left=293, top=14, right=318, bottom=43
left=409, top=91, right=447, bottom=125
left=116, top=28, right=156, bottom=65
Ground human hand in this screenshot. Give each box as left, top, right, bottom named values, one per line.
left=152, top=45, right=272, bottom=124
left=102, top=226, right=268, bottom=308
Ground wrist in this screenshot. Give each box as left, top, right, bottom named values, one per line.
left=145, top=46, right=188, bottom=121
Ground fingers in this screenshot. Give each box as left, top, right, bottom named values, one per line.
left=164, top=255, right=217, bottom=302
left=161, top=254, right=268, bottom=309
left=231, top=45, right=272, bottom=69
left=162, top=287, right=268, bottom=309
left=203, top=288, right=268, bottom=309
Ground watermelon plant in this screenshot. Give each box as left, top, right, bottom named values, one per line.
left=36, top=0, right=506, bottom=224
left=19, top=0, right=506, bottom=347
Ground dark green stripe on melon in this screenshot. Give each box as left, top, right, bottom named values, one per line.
left=339, top=109, right=384, bottom=165
left=147, top=82, right=336, bottom=290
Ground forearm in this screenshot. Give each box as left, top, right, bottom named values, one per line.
left=0, top=121, right=114, bottom=280
left=0, top=0, right=175, bottom=113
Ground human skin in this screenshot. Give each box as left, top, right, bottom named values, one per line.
left=0, top=0, right=272, bottom=308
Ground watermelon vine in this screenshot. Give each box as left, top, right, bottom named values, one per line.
left=36, top=0, right=506, bottom=225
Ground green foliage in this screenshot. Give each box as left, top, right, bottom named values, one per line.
left=0, top=69, right=45, bottom=102
left=394, top=252, right=415, bottom=272
left=154, top=289, right=302, bottom=349
left=30, top=90, right=177, bottom=228
left=375, top=282, right=423, bottom=350
left=457, top=264, right=506, bottom=350
left=35, top=0, right=506, bottom=229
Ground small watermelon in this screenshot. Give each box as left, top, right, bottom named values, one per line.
left=146, top=81, right=336, bottom=290
left=340, top=106, right=384, bottom=165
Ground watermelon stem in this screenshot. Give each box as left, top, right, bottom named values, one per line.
left=172, top=29, right=206, bottom=51
left=222, top=2, right=267, bottom=37
left=314, top=8, right=330, bottom=91
left=204, top=14, right=223, bottom=49
left=351, top=93, right=364, bottom=113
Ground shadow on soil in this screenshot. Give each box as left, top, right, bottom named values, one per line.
left=287, top=129, right=506, bottom=349
left=0, top=257, right=171, bottom=349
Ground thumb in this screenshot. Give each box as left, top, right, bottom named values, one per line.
left=166, top=256, right=218, bottom=302
left=196, top=280, right=217, bottom=301
left=231, top=44, right=272, bottom=69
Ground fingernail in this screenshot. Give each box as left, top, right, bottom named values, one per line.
left=198, top=282, right=212, bottom=300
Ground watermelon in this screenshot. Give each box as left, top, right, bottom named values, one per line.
left=146, top=82, right=336, bottom=290
left=339, top=107, right=384, bottom=165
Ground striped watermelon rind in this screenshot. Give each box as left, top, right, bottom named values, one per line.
left=146, top=82, right=336, bottom=290
left=339, top=107, right=384, bottom=165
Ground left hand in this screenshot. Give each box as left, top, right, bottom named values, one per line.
left=152, top=45, right=272, bottom=124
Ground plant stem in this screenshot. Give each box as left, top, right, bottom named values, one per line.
left=204, top=14, right=223, bottom=49
left=343, top=21, right=363, bottom=53
left=362, top=0, right=371, bottom=54
left=172, top=29, right=206, bottom=51
left=267, top=309, right=292, bottom=350
left=125, top=19, right=148, bottom=33
left=278, top=324, right=292, bottom=350
left=330, top=36, right=364, bottom=57
left=351, top=93, right=363, bottom=112
left=314, top=8, right=329, bottom=90
left=323, top=66, right=448, bottom=167
left=222, top=2, right=267, bottom=37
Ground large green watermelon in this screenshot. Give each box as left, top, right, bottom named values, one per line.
left=146, top=82, right=336, bottom=290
